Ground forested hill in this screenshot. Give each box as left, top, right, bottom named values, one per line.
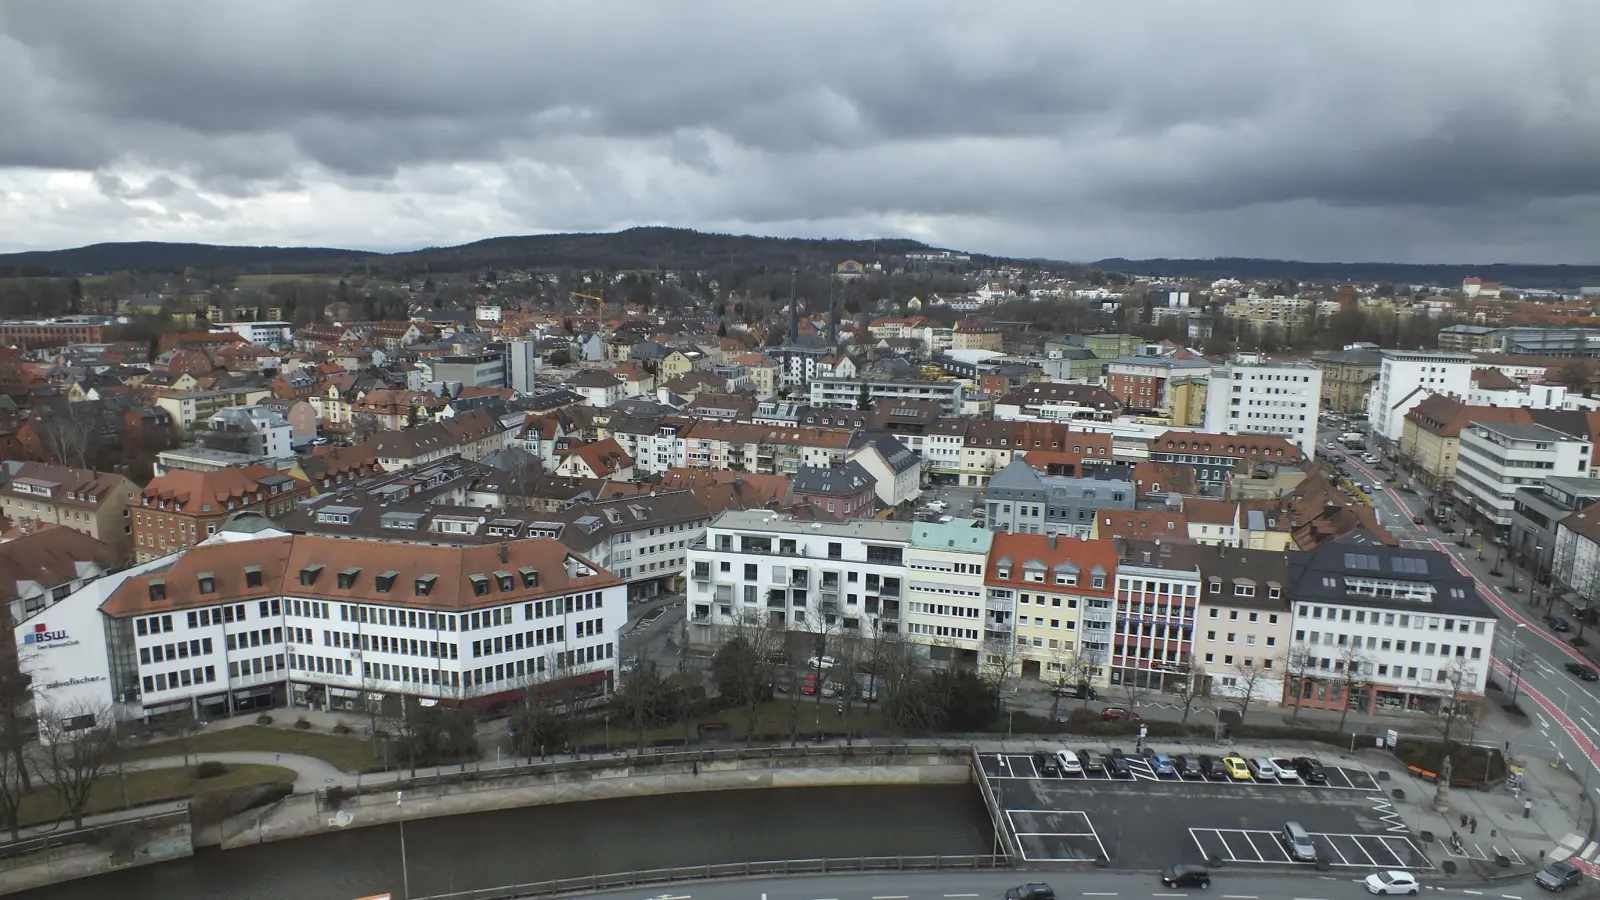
left=1092, top=257, right=1600, bottom=290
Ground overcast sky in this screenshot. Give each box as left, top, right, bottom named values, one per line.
left=1, top=1, right=1596, bottom=263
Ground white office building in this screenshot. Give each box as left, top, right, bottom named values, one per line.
left=903, top=520, right=993, bottom=667
left=507, top=340, right=542, bottom=395
left=220, top=322, right=293, bottom=349
left=1454, top=422, right=1592, bottom=532
left=687, top=511, right=910, bottom=653
left=1367, top=350, right=1475, bottom=446
left=1202, top=354, right=1323, bottom=458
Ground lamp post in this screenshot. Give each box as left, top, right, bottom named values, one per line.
left=396, top=790, right=410, bottom=900
left=1506, top=623, right=1529, bottom=708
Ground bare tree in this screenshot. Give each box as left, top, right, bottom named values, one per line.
left=33, top=702, right=118, bottom=829
left=169, top=705, right=203, bottom=773
left=33, top=407, right=94, bottom=469
left=0, top=716, right=28, bottom=839
left=1168, top=658, right=1205, bottom=725
left=1431, top=658, right=1478, bottom=747
left=1284, top=642, right=1317, bottom=724
left=1334, top=641, right=1375, bottom=733
left=1228, top=655, right=1279, bottom=722
left=709, top=616, right=783, bottom=744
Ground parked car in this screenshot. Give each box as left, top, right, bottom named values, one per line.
left=1146, top=752, right=1176, bottom=776
left=1364, top=871, right=1420, bottom=895
left=1106, top=753, right=1133, bottom=778
left=1293, top=756, right=1329, bottom=783
left=801, top=673, right=819, bottom=695
left=821, top=680, right=840, bottom=699
left=1223, top=756, right=1252, bottom=780
left=924, top=500, right=949, bottom=513
left=1246, top=757, right=1276, bottom=780
left=1078, top=749, right=1105, bottom=773
left=1270, top=758, right=1300, bottom=781
left=1101, top=705, right=1140, bottom=721
left=806, top=655, right=836, bottom=670
left=1565, top=662, right=1600, bottom=682
left=1161, top=865, right=1211, bottom=889
left=1535, top=859, right=1582, bottom=891
left=1546, top=615, right=1573, bottom=633
left=1174, top=754, right=1203, bottom=778
left=1034, top=751, right=1061, bottom=777
left=1200, top=754, right=1230, bottom=779
left=1056, top=749, right=1083, bottom=775
left=772, top=672, right=794, bottom=694
left=1005, top=884, right=1054, bottom=900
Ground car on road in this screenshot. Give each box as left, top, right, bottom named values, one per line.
left=1364, top=871, right=1420, bottom=895
left=1056, top=749, right=1083, bottom=774
left=1174, top=754, right=1203, bottom=778
left=1293, top=756, right=1329, bottom=783
left=924, top=500, right=949, bottom=513
left=1412, top=515, right=1425, bottom=525
left=1535, top=859, right=1582, bottom=891
left=801, top=673, right=819, bottom=695
left=806, top=655, right=836, bottom=670
left=1145, top=752, right=1176, bottom=776
left=937, top=515, right=954, bottom=524
left=1034, top=751, right=1060, bottom=777
left=1223, top=756, right=1252, bottom=780
left=1363, top=454, right=1379, bottom=463
left=1161, top=864, right=1211, bottom=889
left=1106, top=752, right=1133, bottom=779
left=1100, top=705, right=1140, bottom=721
left=1079, top=748, right=1105, bottom=773
left=1005, top=884, right=1055, bottom=900
left=1246, top=757, right=1276, bottom=780
left=1565, top=662, right=1600, bottom=682
left=1269, top=758, right=1300, bottom=781
left=1199, top=754, right=1230, bottom=779
left=1546, top=615, right=1573, bottom=633
left=772, top=672, right=793, bottom=694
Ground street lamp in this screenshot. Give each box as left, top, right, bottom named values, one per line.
left=1505, top=623, right=1529, bottom=708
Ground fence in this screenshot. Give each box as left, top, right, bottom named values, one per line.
left=0, top=809, right=189, bottom=863
left=969, top=745, right=1016, bottom=863
left=413, top=855, right=1009, bottom=900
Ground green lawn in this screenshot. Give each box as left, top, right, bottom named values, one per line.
left=123, top=726, right=381, bottom=773
left=18, top=763, right=295, bottom=827
left=584, top=698, right=889, bottom=748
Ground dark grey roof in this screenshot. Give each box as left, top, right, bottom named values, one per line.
left=792, top=461, right=875, bottom=497
left=1286, top=541, right=1494, bottom=618
left=1312, top=348, right=1384, bottom=366
left=860, top=433, right=919, bottom=475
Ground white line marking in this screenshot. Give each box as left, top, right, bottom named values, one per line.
left=1223, top=896, right=1258, bottom=898
left=1083, top=894, right=1119, bottom=897
left=1152, top=894, right=1187, bottom=898
left=945, top=895, right=979, bottom=898
left=1462, top=892, right=1482, bottom=895
left=872, top=895, right=908, bottom=898
left=1502, top=895, right=1522, bottom=899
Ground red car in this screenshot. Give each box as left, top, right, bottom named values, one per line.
left=801, top=673, right=819, bottom=695
left=1101, top=706, right=1140, bottom=721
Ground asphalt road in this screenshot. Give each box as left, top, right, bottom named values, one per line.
left=1326, top=435, right=1600, bottom=794
left=571, top=870, right=1538, bottom=900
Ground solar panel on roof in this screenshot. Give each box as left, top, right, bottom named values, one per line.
left=1391, top=557, right=1429, bottom=575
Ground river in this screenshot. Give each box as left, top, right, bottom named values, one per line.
left=17, top=785, right=992, bottom=900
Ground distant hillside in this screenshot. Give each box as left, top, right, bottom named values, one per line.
left=1091, top=257, right=1600, bottom=291
left=0, top=227, right=951, bottom=278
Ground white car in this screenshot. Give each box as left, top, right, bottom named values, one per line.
left=1269, top=757, right=1300, bottom=781
left=1055, top=749, right=1083, bottom=774
left=924, top=500, right=948, bottom=512
left=1363, top=454, right=1379, bottom=464
left=1364, top=871, right=1419, bottom=895
left=806, top=655, right=837, bottom=670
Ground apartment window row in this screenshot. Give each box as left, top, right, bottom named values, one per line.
left=1296, top=630, right=1483, bottom=660
left=471, top=625, right=567, bottom=658
left=1019, top=593, right=1078, bottom=609
left=135, top=614, right=174, bottom=636
left=1201, top=653, right=1274, bottom=670
left=1206, top=608, right=1280, bottom=624
left=181, top=604, right=248, bottom=630
left=907, top=601, right=979, bottom=619
left=1296, top=606, right=1486, bottom=634
left=140, top=638, right=214, bottom=665
left=464, top=642, right=615, bottom=687
left=142, top=666, right=217, bottom=693
left=908, top=623, right=978, bottom=640
left=294, top=653, right=352, bottom=677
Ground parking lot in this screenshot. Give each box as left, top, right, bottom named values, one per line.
left=977, top=751, right=1429, bottom=871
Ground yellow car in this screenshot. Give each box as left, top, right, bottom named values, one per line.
left=1223, top=756, right=1252, bottom=780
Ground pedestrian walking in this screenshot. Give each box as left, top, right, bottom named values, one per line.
left=1459, top=813, right=1468, bottom=827
left=1524, top=799, right=1533, bottom=819
left=1470, top=816, right=1477, bottom=834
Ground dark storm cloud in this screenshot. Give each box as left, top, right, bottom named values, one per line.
left=0, top=0, right=1597, bottom=261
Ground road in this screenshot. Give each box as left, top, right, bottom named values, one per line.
left=569, top=870, right=1538, bottom=900
left=1324, top=430, right=1600, bottom=797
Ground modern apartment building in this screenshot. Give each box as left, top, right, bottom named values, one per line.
left=810, top=377, right=966, bottom=415
left=1283, top=543, right=1495, bottom=717
left=1109, top=540, right=1202, bottom=692
left=1178, top=545, right=1292, bottom=705
left=1202, top=354, right=1323, bottom=458
left=1398, top=396, right=1533, bottom=495
left=686, top=511, right=908, bottom=656
left=1368, top=350, right=1475, bottom=446
left=904, top=520, right=992, bottom=669
left=1454, top=422, right=1591, bottom=534
left=18, top=524, right=626, bottom=724
left=982, top=459, right=1135, bottom=537
left=0, top=463, right=139, bottom=559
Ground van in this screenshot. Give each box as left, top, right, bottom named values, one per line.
left=1281, top=822, right=1317, bottom=862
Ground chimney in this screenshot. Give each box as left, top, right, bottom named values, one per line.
left=1048, top=533, right=1057, bottom=550
left=498, top=542, right=509, bottom=564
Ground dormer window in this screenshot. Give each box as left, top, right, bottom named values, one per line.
left=149, top=578, right=166, bottom=602
left=415, top=574, right=438, bottom=597
left=376, top=570, right=399, bottom=593
left=300, top=564, right=323, bottom=586
left=243, top=566, right=262, bottom=589
left=197, top=572, right=215, bottom=594
left=1209, top=581, right=1221, bottom=594
left=495, top=571, right=514, bottom=592
left=519, top=566, right=539, bottom=588
left=338, top=567, right=360, bottom=589
left=470, top=574, right=489, bottom=596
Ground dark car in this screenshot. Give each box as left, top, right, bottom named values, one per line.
left=1106, top=752, right=1133, bottom=779
left=1566, top=662, right=1600, bottom=682
left=1174, top=754, right=1203, bottom=778
left=1101, top=705, right=1140, bottom=721
left=1005, top=884, right=1056, bottom=900
left=1546, top=615, right=1573, bottom=633
left=1198, top=754, right=1229, bottom=780
left=1411, top=515, right=1425, bottom=525
left=1034, top=751, right=1061, bottom=777
left=1079, top=749, right=1106, bottom=773
left=1162, top=864, right=1211, bottom=889
left=1293, top=756, right=1329, bottom=784
left=1535, top=859, right=1582, bottom=891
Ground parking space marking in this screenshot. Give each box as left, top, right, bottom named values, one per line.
left=1191, top=828, right=1431, bottom=870
left=1006, top=809, right=1110, bottom=863
left=1240, top=831, right=1267, bottom=862
left=975, top=753, right=1381, bottom=791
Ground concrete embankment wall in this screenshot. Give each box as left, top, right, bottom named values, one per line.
left=222, top=744, right=973, bottom=849
left=0, top=811, right=192, bottom=896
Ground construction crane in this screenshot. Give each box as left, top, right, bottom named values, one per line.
left=569, top=291, right=606, bottom=309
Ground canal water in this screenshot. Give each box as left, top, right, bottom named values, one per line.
left=18, top=785, right=992, bottom=900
